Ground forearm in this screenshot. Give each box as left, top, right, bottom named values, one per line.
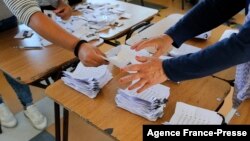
left=163, top=21, right=250, bottom=82
left=29, top=12, right=79, bottom=51
left=166, top=0, right=245, bottom=47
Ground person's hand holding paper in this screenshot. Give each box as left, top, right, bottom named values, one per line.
left=54, top=0, right=72, bottom=20
left=131, top=34, right=174, bottom=57
left=78, top=43, right=109, bottom=67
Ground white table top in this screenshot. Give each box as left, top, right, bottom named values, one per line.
left=126, top=13, right=183, bottom=45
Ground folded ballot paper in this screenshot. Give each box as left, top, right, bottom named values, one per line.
left=105, top=45, right=150, bottom=68
left=62, top=63, right=113, bottom=98
left=115, top=84, right=170, bottom=121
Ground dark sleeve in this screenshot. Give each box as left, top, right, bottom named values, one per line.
left=165, top=0, right=245, bottom=47
left=163, top=20, right=250, bottom=82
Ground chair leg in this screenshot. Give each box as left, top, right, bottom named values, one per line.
left=0, top=122, right=2, bottom=134
left=140, top=0, right=144, bottom=6
left=54, top=102, right=61, bottom=141
left=63, top=108, right=69, bottom=141
left=182, top=0, right=185, bottom=10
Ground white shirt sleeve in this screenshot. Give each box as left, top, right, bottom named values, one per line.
left=3, top=0, right=41, bottom=25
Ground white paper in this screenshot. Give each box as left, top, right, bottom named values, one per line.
left=219, top=29, right=239, bottom=41
left=195, top=31, right=211, bottom=39
left=115, top=84, right=170, bottom=121
left=62, top=63, right=113, bottom=98
left=14, top=30, right=33, bottom=39
left=43, top=10, right=56, bottom=21
left=165, top=102, right=223, bottom=125
left=106, top=45, right=150, bottom=68
left=169, top=44, right=201, bottom=57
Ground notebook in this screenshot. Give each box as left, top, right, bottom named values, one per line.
left=115, top=84, right=170, bottom=121
left=163, top=102, right=224, bottom=125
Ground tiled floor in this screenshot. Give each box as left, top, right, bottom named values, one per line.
left=0, top=0, right=244, bottom=141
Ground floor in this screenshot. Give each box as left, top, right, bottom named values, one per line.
left=0, top=0, right=244, bottom=141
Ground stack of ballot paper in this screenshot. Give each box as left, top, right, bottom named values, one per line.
left=62, top=63, right=113, bottom=98
left=115, top=84, right=170, bottom=121
left=105, top=45, right=150, bottom=68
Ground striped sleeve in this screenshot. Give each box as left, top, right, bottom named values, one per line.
left=3, top=0, right=41, bottom=25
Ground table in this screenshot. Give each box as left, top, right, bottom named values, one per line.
left=0, top=24, right=76, bottom=85
left=86, top=0, right=158, bottom=40
left=0, top=24, right=114, bottom=134
left=46, top=71, right=230, bottom=141
left=229, top=99, right=250, bottom=124
left=126, top=13, right=236, bottom=83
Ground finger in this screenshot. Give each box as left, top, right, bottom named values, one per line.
left=131, top=40, right=145, bottom=50
left=132, top=39, right=152, bottom=51
left=82, top=60, right=99, bottom=67
left=137, top=83, right=152, bottom=93
left=95, top=48, right=106, bottom=57
left=152, top=50, right=163, bottom=57
left=92, top=53, right=108, bottom=66
left=136, top=41, right=156, bottom=52
left=128, top=79, right=147, bottom=90
left=136, top=56, right=148, bottom=63
left=119, top=73, right=141, bottom=84
left=54, top=8, right=64, bottom=14
left=122, top=64, right=141, bottom=72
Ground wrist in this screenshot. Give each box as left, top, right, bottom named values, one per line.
left=74, top=40, right=87, bottom=57
left=161, top=34, right=173, bottom=44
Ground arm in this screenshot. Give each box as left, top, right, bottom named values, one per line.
left=166, top=0, right=245, bottom=47
left=4, top=0, right=107, bottom=66
left=163, top=20, right=250, bottom=82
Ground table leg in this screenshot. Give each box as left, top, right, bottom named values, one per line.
left=54, top=102, right=61, bottom=141
left=182, top=0, right=185, bottom=10
left=0, top=121, right=2, bottom=134
left=140, top=0, right=144, bottom=6
left=63, top=108, right=69, bottom=141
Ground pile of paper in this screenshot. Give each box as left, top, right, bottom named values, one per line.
left=75, top=3, right=131, bottom=29
left=62, top=63, right=113, bottom=98
left=40, top=3, right=131, bottom=46
left=115, top=84, right=170, bottom=121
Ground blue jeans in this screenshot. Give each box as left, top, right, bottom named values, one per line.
left=0, top=73, right=33, bottom=108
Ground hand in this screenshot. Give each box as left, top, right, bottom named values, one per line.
left=54, top=1, right=72, bottom=20
left=78, top=43, right=109, bottom=67
left=131, top=34, right=174, bottom=57
left=119, top=56, right=168, bottom=93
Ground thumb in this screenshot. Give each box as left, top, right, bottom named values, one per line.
left=54, top=7, right=64, bottom=14
left=136, top=56, right=149, bottom=63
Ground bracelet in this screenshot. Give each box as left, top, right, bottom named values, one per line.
left=74, top=40, right=87, bottom=57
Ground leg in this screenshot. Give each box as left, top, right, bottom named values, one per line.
left=54, top=102, right=61, bottom=141
left=3, top=73, right=47, bottom=130
left=0, top=96, right=17, bottom=128
left=63, top=108, right=69, bottom=141
left=0, top=121, right=2, bottom=134
left=3, top=73, right=33, bottom=108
